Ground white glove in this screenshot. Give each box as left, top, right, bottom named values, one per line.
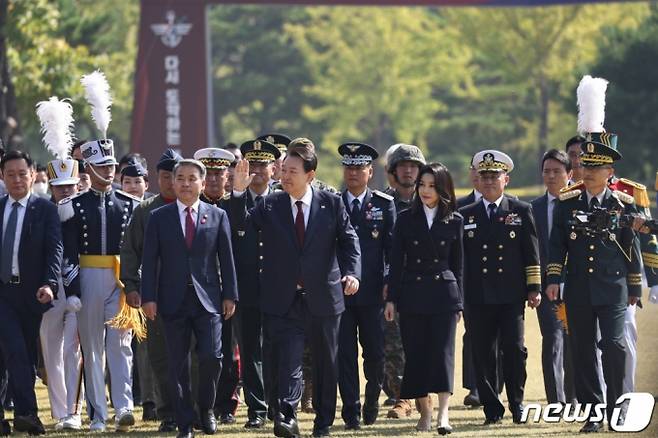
left=66, top=296, right=82, bottom=313
left=649, top=286, right=658, bottom=304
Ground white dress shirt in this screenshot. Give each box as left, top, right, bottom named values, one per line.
left=586, top=190, right=605, bottom=207
left=346, top=189, right=367, bottom=213
left=290, top=185, right=313, bottom=228
left=423, top=204, right=438, bottom=228
left=177, top=199, right=200, bottom=238
left=473, top=189, right=482, bottom=203
left=482, top=195, right=504, bottom=218
left=2, top=193, right=30, bottom=276
left=249, top=187, right=269, bottom=201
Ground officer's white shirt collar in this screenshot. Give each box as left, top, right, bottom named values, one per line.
left=346, top=189, right=367, bottom=207
left=423, top=204, right=437, bottom=228
left=249, top=187, right=269, bottom=200
left=585, top=189, right=606, bottom=206
left=473, top=189, right=482, bottom=202
left=482, top=194, right=504, bottom=210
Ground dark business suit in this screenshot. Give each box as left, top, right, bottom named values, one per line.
left=226, top=190, right=269, bottom=421
left=141, top=201, right=238, bottom=431
left=548, top=188, right=642, bottom=421
left=0, top=195, right=62, bottom=416
left=459, top=195, right=540, bottom=421
left=530, top=194, right=575, bottom=404
left=230, top=188, right=360, bottom=430
left=388, top=208, right=463, bottom=398
left=338, top=189, right=395, bottom=424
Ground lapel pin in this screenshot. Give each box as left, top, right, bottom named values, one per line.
left=570, top=232, right=577, bottom=240
left=468, top=231, right=474, bottom=238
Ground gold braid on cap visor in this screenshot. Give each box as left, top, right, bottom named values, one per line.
left=245, top=151, right=275, bottom=162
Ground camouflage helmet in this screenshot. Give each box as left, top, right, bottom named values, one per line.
left=387, top=143, right=426, bottom=173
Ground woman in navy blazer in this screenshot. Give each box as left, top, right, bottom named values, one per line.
left=384, top=163, right=463, bottom=435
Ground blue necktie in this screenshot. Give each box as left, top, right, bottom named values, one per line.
left=1, top=202, right=20, bottom=283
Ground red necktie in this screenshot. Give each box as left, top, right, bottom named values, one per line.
left=295, top=200, right=305, bottom=247
left=185, top=206, right=196, bottom=249
left=295, top=200, right=305, bottom=288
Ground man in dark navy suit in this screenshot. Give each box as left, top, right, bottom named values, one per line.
left=231, top=143, right=361, bottom=438
left=0, top=150, right=62, bottom=435
left=141, top=159, right=238, bottom=438
left=337, top=142, right=395, bottom=430
left=530, top=149, right=576, bottom=406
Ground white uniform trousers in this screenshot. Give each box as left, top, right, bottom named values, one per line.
left=78, top=267, right=134, bottom=421
left=40, top=285, right=84, bottom=420
left=622, top=303, right=637, bottom=394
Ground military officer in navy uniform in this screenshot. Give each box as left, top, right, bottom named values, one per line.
left=59, top=139, right=143, bottom=432
left=546, top=133, right=643, bottom=433
left=459, top=150, right=541, bottom=425
left=231, top=139, right=281, bottom=428
left=337, top=143, right=395, bottom=430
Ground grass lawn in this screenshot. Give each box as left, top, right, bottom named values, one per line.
left=14, top=294, right=658, bottom=437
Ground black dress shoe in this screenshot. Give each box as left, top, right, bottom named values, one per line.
left=0, top=419, right=11, bottom=437
left=580, top=421, right=603, bottom=433
left=273, top=416, right=300, bottom=438
left=362, top=406, right=378, bottom=425
left=438, top=424, right=453, bottom=435
left=159, top=418, right=178, bottom=432
left=383, top=397, right=397, bottom=407
left=142, top=401, right=158, bottom=421
left=219, top=412, right=236, bottom=424
left=344, top=420, right=360, bottom=430
left=201, top=410, right=217, bottom=435
left=14, top=414, right=45, bottom=435
left=177, top=426, right=195, bottom=438
left=510, top=404, right=524, bottom=424
left=244, top=416, right=265, bottom=428
left=312, top=426, right=331, bottom=437
left=483, top=416, right=502, bottom=425
left=463, top=391, right=481, bottom=407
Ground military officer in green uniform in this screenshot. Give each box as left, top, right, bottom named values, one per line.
left=546, top=133, right=642, bottom=433
left=121, top=148, right=182, bottom=432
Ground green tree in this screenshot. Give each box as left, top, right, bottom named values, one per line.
left=4, top=0, right=137, bottom=163
left=442, top=3, right=648, bottom=185
left=208, top=5, right=315, bottom=147
left=588, top=4, right=658, bottom=184
left=286, top=6, right=473, bottom=187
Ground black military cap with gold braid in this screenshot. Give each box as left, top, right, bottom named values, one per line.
left=580, top=132, right=622, bottom=167
left=257, top=133, right=290, bottom=156
left=240, top=139, right=281, bottom=163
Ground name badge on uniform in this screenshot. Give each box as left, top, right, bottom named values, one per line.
left=464, top=224, right=477, bottom=230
